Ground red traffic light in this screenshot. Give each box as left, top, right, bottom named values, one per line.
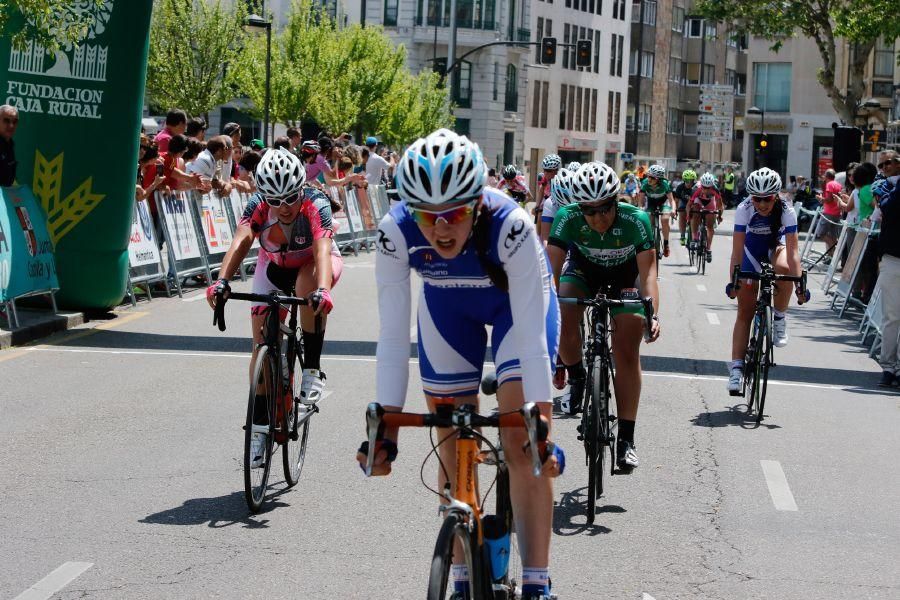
left=575, top=39, right=592, bottom=68
left=541, top=37, right=557, bottom=65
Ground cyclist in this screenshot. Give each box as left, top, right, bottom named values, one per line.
left=539, top=167, right=576, bottom=243
left=689, top=172, right=725, bottom=263
left=548, top=162, right=661, bottom=470
left=726, top=167, right=805, bottom=393
left=358, top=128, right=564, bottom=600
left=639, top=164, right=676, bottom=257
left=535, top=153, right=562, bottom=214
left=497, top=163, right=533, bottom=207
left=673, top=169, right=697, bottom=246
left=207, top=148, right=341, bottom=466
left=565, top=161, right=582, bottom=172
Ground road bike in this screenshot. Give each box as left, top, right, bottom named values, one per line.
left=691, top=209, right=720, bottom=276
left=729, top=264, right=807, bottom=423
left=213, top=289, right=320, bottom=512
left=558, top=292, right=654, bottom=524
left=649, top=208, right=663, bottom=275
left=363, top=389, right=550, bottom=600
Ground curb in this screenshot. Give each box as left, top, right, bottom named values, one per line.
left=0, top=310, right=86, bottom=350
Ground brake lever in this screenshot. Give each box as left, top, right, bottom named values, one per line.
left=213, top=294, right=227, bottom=331
left=521, top=402, right=543, bottom=477
left=364, top=403, right=384, bottom=477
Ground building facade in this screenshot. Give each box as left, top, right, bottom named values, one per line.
left=625, top=0, right=747, bottom=175
left=522, top=0, right=631, bottom=180
left=743, top=35, right=899, bottom=185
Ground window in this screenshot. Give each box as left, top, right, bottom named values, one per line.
left=702, top=64, right=714, bottom=84
left=626, top=104, right=635, bottom=130
left=505, top=64, right=518, bottom=111
left=874, top=37, right=895, bottom=78
left=610, top=35, right=618, bottom=76
left=455, top=118, right=471, bottom=136
left=873, top=81, right=892, bottom=98
left=725, top=68, right=736, bottom=87
left=704, top=21, right=716, bottom=39
left=416, top=0, right=497, bottom=29
left=725, top=29, right=738, bottom=47
left=629, top=48, right=639, bottom=75
left=683, top=116, right=698, bottom=135
left=667, top=108, right=681, bottom=134
left=563, top=23, right=571, bottom=69
left=575, top=86, right=583, bottom=131
left=433, top=59, right=472, bottom=107
left=565, top=0, right=571, bottom=7
left=631, top=0, right=640, bottom=22
left=616, top=35, right=624, bottom=76
left=735, top=73, right=746, bottom=96
left=567, top=84, right=576, bottom=130
left=591, top=89, right=598, bottom=131
left=669, top=57, right=682, bottom=82
left=753, top=62, right=791, bottom=112
left=684, top=62, right=700, bottom=86
left=594, top=30, right=601, bottom=73
left=493, top=62, right=499, bottom=100
left=686, top=17, right=702, bottom=38
left=643, top=0, right=656, bottom=25
left=641, top=52, right=654, bottom=78
left=384, top=0, right=398, bottom=25
left=607, top=91, right=615, bottom=133
left=535, top=17, right=544, bottom=63
left=617, top=0, right=626, bottom=20
left=672, top=6, right=684, bottom=32
left=559, top=84, right=568, bottom=129
left=541, top=81, right=549, bottom=127
left=531, top=81, right=542, bottom=127
left=638, top=103, right=652, bottom=132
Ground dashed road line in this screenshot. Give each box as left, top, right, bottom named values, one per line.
left=696, top=284, right=707, bottom=292
left=182, top=293, right=208, bottom=302
left=13, top=561, right=93, bottom=600
left=760, top=460, right=799, bottom=511
left=706, top=312, right=720, bottom=325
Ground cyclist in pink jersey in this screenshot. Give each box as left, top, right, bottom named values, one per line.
left=689, top=172, right=724, bottom=263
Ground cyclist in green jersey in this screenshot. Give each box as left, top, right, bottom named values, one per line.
left=548, top=162, right=661, bottom=470
left=639, top=164, right=676, bottom=257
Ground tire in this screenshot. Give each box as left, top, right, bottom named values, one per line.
left=749, top=315, right=767, bottom=422
left=700, top=230, right=707, bottom=275
left=585, top=354, right=606, bottom=524
left=427, top=513, right=482, bottom=600
left=245, top=347, right=276, bottom=513
left=283, top=346, right=311, bottom=487
left=756, top=307, right=773, bottom=423
left=493, top=468, right=520, bottom=600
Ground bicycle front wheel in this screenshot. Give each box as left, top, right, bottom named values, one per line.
left=283, top=349, right=311, bottom=487
left=245, top=346, right=276, bottom=513
left=749, top=316, right=768, bottom=422
left=427, top=513, right=482, bottom=600
left=492, top=466, right=521, bottom=600
left=755, top=308, right=773, bottom=423
left=585, top=354, right=606, bottom=524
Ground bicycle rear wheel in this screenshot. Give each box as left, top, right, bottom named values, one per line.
left=585, top=354, right=607, bottom=524
left=427, top=512, right=483, bottom=600
left=245, top=346, right=276, bottom=513
left=283, top=348, right=311, bottom=487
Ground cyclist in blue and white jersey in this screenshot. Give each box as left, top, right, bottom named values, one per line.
left=726, top=168, right=807, bottom=393
left=538, top=167, right=575, bottom=243
left=358, top=129, right=564, bottom=600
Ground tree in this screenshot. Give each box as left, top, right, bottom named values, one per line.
left=0, top=0, right=104, bottom=51
left=147, top=0, right=248, bottom=119
left=695, top=0, right=900, bottom=124
left=377, top=71, right=454, bottom=146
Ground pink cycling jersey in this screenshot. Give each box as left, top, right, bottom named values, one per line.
left=239, top=187, right=339, bottom=269
left=690, top=188, right=721, bottom=212
left=497, top=175, right=530, bottom=199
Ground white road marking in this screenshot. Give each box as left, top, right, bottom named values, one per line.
left=14, top=562, right=93, bottom=600
left=642, top=594, right=658, bottom=600
left=696, top=284, right=707, bottom=292
left=182, top=293, right=208, bottom=302
left=28, top=347, right=858, bottom=392
left=760, top=460, right=799, bottom=511
left=342, top=263, right=375, bottom=269
left=706, top=312, right=720, bottom=325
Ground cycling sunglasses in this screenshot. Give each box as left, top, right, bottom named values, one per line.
left=580, top=201, right=617, bottom=216
left=408, top=200, right=477, bottom=227
left=264, top=193, right=301, bottom=208
left=751, top=194, right=777, bottom=204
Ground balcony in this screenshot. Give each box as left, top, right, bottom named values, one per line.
left=412, top=18, right=501, bottom=46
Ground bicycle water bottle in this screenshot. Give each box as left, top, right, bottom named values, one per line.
left=482, top=514, right=511, bottom=582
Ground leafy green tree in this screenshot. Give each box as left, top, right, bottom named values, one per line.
left=695, top=0, right=899, bottom=124
left=147, top=0, right=248, bottom=119
left=0, top=0, right=104, bottom=51
left=377, top=71, right=454, bottom=146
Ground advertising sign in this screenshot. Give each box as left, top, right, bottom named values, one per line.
left=158, top=192, right=202, bottom=261
left=198, top=192, right=234, bottom=254
left=0, top=0, right=154, bottom=308
left=0, top=186, right=59, bottom=302
left=127, top=199, right=161, bottom=268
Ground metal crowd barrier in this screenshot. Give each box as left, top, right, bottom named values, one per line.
left=830, top=220, right=878, bottom=318
left=859, top=278, right=884, bottom=358
left=327, top=184, right=391, bottom=256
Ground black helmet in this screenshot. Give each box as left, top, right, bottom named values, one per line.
left=502, top=164, right=518, bottom=180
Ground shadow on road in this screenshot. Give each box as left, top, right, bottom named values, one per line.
left=139, top=486, right=293, bottom=529
left=552, top=487, right=619, bottom=536
left=690, top=404, right=781, bottom=430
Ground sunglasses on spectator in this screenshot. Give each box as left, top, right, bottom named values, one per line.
left=264, top=194, right=301, bottom=208
left=580, top=201, right=617, bottom=216
left=751, top=194, right=777, bottom=204
left=877, top=160, right=897, bottom=169
left=408, top=200, right=476, bottom=227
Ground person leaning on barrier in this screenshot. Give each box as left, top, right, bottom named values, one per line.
left=136, top=134, right=165, bottom=202
left=815, top=169, right=843, bottom=259
left=154, top=109, right=187, bottom=154
left=188, top=135, right=234, bottom=195
left=185, top=117, right=207, bottom=142
left=0, top=104, right=19, bottom=186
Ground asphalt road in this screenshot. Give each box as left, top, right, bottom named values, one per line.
left=2, top=216, right=898, bottom=600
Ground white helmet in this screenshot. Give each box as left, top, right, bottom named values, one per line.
left=550, top=168, right=575, bottom=207
left=745, top=167, right=782, bottom=196
left=700, top=172, right=717, bottom=188
left=541, top=154, right=562, bottom=170
left=647, top=164, right=666, bottom=179
left=571, top=162, right=620, bottom=204
left=565, top=161, right=582, bottom=172
left=396, top=128, right=486, bottom=205
left=254, top=147, right=306, bottom=200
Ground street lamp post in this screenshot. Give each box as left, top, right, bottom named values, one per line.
left=245, top=14, right=272, bottom=146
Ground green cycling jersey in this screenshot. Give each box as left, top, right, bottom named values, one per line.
left=641, top=179, right=672, bottom=206
left=548, top=202, right=654, bottom=269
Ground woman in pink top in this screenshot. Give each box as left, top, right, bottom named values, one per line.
left=815, top=169, right=843, bottom=259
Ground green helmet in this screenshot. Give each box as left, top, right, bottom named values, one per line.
left=682, top=169, right=697, bottom=181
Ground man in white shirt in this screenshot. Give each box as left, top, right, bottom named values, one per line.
left=363, top=136, right=392, bottom=186
left=187, top=135, right=232, bottom=193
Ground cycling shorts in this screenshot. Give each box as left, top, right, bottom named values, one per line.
left=560, top=254, right=644, bottom=317
left=250, top=251, right=343, bottom=314
left=416, top=284, right=559, bottom=398
left=740, top=243, right=784, bottom=276
left=646, top=201, right=673, bottom=215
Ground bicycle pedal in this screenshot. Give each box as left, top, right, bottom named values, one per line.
left=728, top=390, right=742, bottom=397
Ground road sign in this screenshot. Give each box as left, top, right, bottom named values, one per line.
left=620, top=152, right=634, bottom=161
left=698, top=84, right=734, bottom=142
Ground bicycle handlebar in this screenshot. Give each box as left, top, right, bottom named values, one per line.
left=212, top=290, right=309, bottom=332
left=731, top=264, right=808, bottom=304
left=363, top=402, right=549, bottom=478
left=558, top=294, right=655, bottom=336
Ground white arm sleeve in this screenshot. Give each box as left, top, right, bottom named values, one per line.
left=375, top=214, right=412, bottom=408
left=497, top=207, right=554, bottom=403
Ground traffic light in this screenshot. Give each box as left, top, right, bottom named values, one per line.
left=759, top=135, right=768, bottom=149
left=832, top=126, right=861, bottom=174
left=541, top=37, right=557, bottom=64
left=575, top=39, right=592, bottom=67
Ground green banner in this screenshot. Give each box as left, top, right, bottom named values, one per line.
left=0, top=0, right=154, bottom=308
left=0, top=185, right=58, bottom=302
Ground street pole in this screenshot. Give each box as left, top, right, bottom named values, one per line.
left=264, top=23, right=271, bottom=146
left=447, top=0, right=458, bottom=97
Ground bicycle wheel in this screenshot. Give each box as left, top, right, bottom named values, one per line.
left=748, top=316, right=767, bottom=422
left=755, top=308, right=773, bottom=423
left=701, top=230, right=708, bottom=275
left=742, top=318, right=759, bottom=401
left=492, top=466, right=521, bottom=600
left=427, top=512, right=483, bottom=600
left=585, top=354, right=605, bottom=524
left=283, top=347, right=311, bottom=487
left=245, top=346, right=276, bottom=513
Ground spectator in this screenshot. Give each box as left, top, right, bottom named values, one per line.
left=815, top=169, right=842, bottom=259
left=273, top=135, right=291, bottom=150
left=487, top=168, right=499, bottom=188
left=155, top=134, right=204, bottom=192
left=722, top=166, right=736, bottom=207
left=238, top=149, right=261, bottom=190
left=136, top=134, right=165, bottom=202
left=286, top=127, right=301, bottom=151
left=220, top=122, right=242, bottom=185
left=154, top=109, right=187, bottom=153
left=182, top=138, right=205, bottom=165
left=250, top=138, right=266, bottom=152
left=363, top=136, right=391, bottom=186
left=0, top=104, right=18, bottom=186
left=185, top=117, right=207, bottom=141
left=877, top=167, right=900, bottom=387
left=317, top=138, right=364, bottom=188
left=187, top=135, right=232, bottom=194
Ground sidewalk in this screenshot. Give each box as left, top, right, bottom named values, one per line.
left=0, top=306, right=85, bottom=349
